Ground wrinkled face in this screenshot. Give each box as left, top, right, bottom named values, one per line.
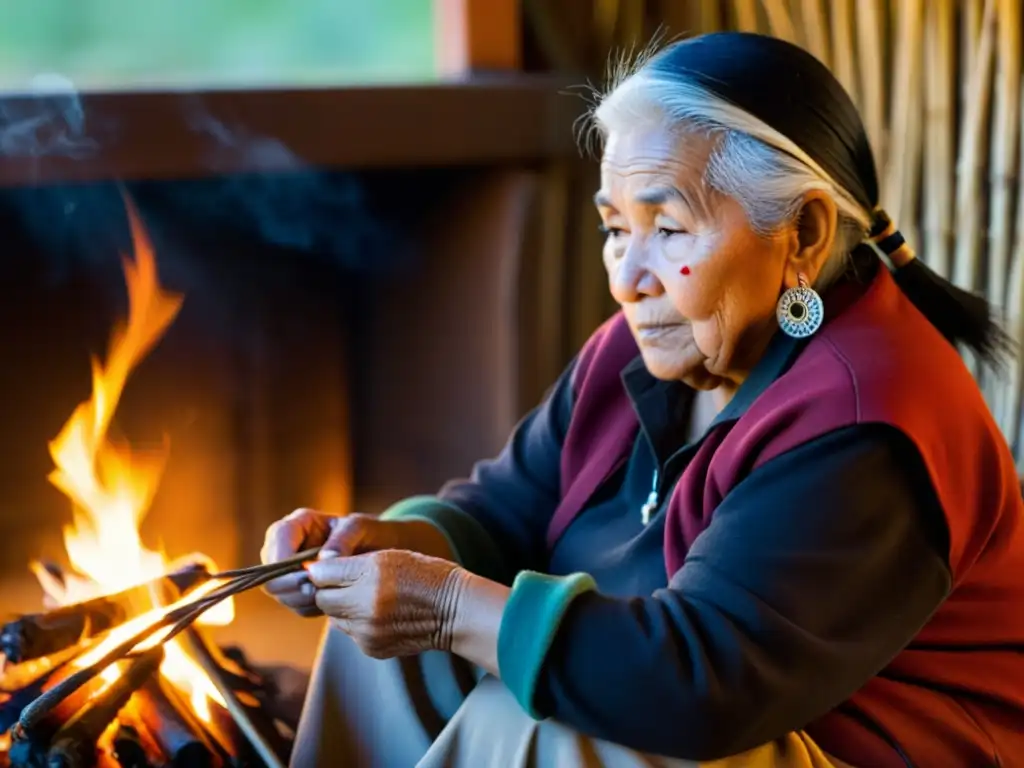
left=596, top=126, right=803, bottom=389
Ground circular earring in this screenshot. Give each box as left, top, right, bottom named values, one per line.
left=776, top=273, right=824, bottom=338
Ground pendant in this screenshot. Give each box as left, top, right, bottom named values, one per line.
left=640, top=490, right=658, bottom=526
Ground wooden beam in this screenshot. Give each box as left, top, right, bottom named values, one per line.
left=435, top=0, right=522, bottom=76
left=0, top=77, right=583, bottom=187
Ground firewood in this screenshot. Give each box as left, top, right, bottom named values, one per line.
left=110, top=724, right=152, bottom=768
left=0, top=644, right=89, bottom=734
left=42, top=648, right=164, bottom=768
left=1, top=567, right=209, bottom=665
left=131, top=679, right=219, bottom=768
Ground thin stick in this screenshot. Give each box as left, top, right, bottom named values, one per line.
left=15, top=561, right=305, bottom=734
left=181, top=629, right=286, bottom=768
left=207, top=547, right=320, bottom=580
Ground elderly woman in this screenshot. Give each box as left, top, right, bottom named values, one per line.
left=262, top=33, right=1024, bottom=767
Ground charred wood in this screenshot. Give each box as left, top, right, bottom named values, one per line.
left=131, top=680, right=218, bottom=768
left=110, top=725, right=151, bottom=768
left=41, top=647, right=164, bottom=768
left=1, top=569, right=208, bottom=665
left=0, top=645, right=90, bottom=734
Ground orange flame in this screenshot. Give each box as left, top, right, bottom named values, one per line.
left=33, top=199, right=231, bottom=721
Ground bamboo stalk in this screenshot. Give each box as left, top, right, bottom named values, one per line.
left=593, top=0, right=621, bottom=58
left=884, top=0, right=924, bottom=239
left=986, top=0, right=1022, bottom=313
left=800, top=0, right=831, bottom=67
left=1005, top=57, right=1024, bottom=460
left=962, top=0, right=985, bottom=90
left=698, top=0, right=723, bottom=33
left=855, top=0, right=887, bottom=174
left=989, top=0, right=1023, bottom=432
left=760, top=0, right=796, bottom=44
left=953, top=0, right=998, bottom=381
left=830, top=0, right=859, bottom=107
left=732, top=0, right=760, bottom=33
left=922, top=0, right=956, bottom=280
left=618, top=0, right=646, bottom=48
left=953, top=0, right=998, bottom=294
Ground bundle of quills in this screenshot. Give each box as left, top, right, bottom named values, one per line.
left=0, top=550, right=315, bottom=768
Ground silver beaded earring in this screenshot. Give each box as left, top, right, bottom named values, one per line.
left=776, top=273, right=824, bottom=338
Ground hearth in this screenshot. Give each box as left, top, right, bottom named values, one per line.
left=0, top=76, right=585, bottom=765
left=0, top=161, right=546, bottom=764
left=0, top=564, right=299, bottom=768
left=0, top=198, right=321, bottom=767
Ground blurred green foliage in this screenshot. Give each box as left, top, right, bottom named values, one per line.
left=0, top=0, right=435, bottom=90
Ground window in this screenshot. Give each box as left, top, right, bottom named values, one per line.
left=0, top=0, right=436, bottom=90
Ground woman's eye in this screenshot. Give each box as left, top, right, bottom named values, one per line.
left=657, top=227, right=686, bottom=238
left=599, top=224, right=626, bottom=239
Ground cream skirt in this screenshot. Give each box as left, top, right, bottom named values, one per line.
left=289, top=625, right=855, bottom=768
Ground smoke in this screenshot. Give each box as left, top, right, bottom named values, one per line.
left=0, top=73, right=101, bottom=160
left=0, top=78, right=413, bottom=281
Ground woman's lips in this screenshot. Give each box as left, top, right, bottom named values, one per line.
left=635, top=322, right=684, bottom=341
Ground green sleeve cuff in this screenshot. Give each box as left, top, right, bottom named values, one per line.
left=497, top=570, right=596, bottom=718
left=380, top=495, right=510, bottom=583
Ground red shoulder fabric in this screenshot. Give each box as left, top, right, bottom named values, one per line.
left=664, top=267, right=1024, bottom=765
left=547, top=312, right=639, bottom=548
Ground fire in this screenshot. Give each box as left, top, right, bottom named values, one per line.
left=31, top=199, right=232, bottom=722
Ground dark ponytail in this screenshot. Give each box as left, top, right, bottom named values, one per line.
left=867, top=208, right=1013, bottom=369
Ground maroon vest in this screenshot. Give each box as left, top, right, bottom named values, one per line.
left=548, top=268, right=1024, bottom=766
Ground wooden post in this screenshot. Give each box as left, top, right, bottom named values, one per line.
left=434, top=0, right=522, bottom=76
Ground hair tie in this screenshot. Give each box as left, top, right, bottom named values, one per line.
left=868, top=207, right=916, bottom=268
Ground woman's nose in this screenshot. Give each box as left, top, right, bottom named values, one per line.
left=609, top=241, right=664, bottom=303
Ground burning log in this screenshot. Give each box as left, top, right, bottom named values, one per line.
left=6, top=648, right=162, bottom=768
left=0, top=644, right=91, bottom=734
left=1, top=568, right=209, bottom=665
left=131, top=680, right=219, bottom=768
left=109, top=726, right=151, bottom=768
left=40, top=647, right=164, bottom=768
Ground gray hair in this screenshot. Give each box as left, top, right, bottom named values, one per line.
left=583, top=47, right=872, bottom=287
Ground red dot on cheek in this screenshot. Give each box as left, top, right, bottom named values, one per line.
left=679, top=265, right=691, bottom=276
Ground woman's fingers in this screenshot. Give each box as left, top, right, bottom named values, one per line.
left=261, top=507, right=337, bottom=616
left=306, top=555, right=369, bottom=588
left=261, top=508, right=334, bottom=565
left=319, top=514, right=381, bottom=558
left=263, top=570, right=310, bottom=598
left=278, top=587, right=321, bottom=613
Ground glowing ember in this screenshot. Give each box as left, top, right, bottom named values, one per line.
left=30, top=199, right=233, bottom=722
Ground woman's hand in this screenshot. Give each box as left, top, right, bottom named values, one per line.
left=306, top=550, right=466, bottom=657
left=260, top=508, right=455, bottom=617
left=307, top=551, right=510, bottom=673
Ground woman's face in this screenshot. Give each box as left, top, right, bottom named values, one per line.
left=595, top=125, right=832, bottom=389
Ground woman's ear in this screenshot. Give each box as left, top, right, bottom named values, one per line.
left=789, top=191, right=838, bottom=284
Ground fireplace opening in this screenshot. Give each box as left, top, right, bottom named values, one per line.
left=0, top=163, right=533, bottom=766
